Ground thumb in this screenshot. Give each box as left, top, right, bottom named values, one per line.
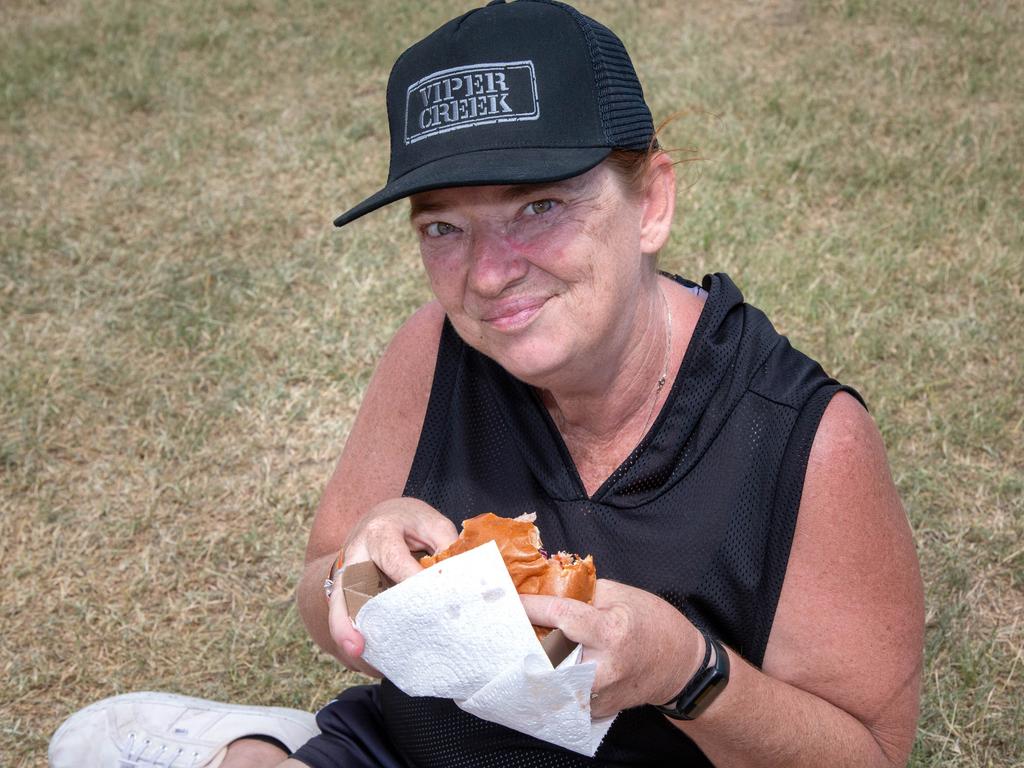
left=328, top=585, right=364, bottom=658
left=520, top=593, right=596, bottom=642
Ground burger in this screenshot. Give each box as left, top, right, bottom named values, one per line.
left=420, top=512, right=596, bottom=637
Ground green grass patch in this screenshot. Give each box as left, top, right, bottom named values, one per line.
left=2, top=1, right=1021, bottom=765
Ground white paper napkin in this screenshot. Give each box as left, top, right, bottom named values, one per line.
left=354, top=541, right=617, bottom=756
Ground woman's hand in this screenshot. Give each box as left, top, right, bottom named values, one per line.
left=327, top=497, right=458, bottom=670
left=522, top=579, right=705, bottom=719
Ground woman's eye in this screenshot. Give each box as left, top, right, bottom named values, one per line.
left=424, top=221, right=458, bottom=237
left=525, top=199, right=555, bottom=216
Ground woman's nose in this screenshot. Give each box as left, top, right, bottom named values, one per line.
left=466, top=230, right=529, bottom=297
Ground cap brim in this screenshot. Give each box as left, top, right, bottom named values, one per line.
left=333, top=146, right=612, bottom=227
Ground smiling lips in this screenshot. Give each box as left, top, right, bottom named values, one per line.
left=479, top=296, right=549, bottom=332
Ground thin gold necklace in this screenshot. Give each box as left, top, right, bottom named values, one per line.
left=640, top=286, right=672, bottom=437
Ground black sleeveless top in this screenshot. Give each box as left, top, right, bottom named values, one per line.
left=383, top=273, right=861, bottom=767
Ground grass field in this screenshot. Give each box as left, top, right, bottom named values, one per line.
left=2, top=0, right=1022, bottom=765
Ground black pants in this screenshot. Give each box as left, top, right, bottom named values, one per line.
left=291, top=685, right=410, bottom=768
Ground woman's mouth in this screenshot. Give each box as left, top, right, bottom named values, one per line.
left=479, top=297, right=548, bottom=332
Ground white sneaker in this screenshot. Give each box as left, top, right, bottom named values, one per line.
left=48, top=691, right=320, bottom=767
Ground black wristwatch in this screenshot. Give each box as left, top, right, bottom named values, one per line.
left=655, top=629, right=730, bottom=720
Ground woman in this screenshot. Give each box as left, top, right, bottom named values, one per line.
left=51, top=2, right=924, bottom=767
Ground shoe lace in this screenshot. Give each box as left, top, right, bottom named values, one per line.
left=121, top=732, right=202, bottom=767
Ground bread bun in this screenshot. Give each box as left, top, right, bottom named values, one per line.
left=420, top=513, right=596, bottom=635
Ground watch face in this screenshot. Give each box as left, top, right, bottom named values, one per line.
left=686, top=676, right=725, bottom=718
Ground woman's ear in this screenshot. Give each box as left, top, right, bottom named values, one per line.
left=639, top=152, right=676, bottom=256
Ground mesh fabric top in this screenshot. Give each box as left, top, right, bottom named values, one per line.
left=388, top=273, right=860, bottom=767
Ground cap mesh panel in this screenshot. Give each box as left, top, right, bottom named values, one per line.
left=550, top=0, right=655, bottom=150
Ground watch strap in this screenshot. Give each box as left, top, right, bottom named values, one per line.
left=655, top=628, right=730, bottom=720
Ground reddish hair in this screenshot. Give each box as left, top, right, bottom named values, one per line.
left=603, top=114, right=699, bottom=197
left=603, top=147, right=660, bottom=198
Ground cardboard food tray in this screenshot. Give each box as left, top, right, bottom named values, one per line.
left=342, top=559, right=578, bottom=667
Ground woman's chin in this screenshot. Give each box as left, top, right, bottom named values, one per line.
left=487, top=344, right=571, bottom=387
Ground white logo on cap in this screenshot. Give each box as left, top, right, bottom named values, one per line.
left=404, top=61, right=540, bottom=145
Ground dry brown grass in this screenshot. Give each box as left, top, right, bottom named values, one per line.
left=2, top=1, right=1022, bottom=766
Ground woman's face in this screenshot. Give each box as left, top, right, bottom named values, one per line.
left=409, top=162, right=655, bottom=388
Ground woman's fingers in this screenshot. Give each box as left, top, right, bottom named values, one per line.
left=408, top=507, right=459, bottom=554
left=375, top=546, right=428, bottom=584
left=347, top=497, right=459, bottom=583
left=523, top=580, right=700, bottom=716
left=521, top=592, right=627, bottom=715
left=381, top=497, right=459, bottom=559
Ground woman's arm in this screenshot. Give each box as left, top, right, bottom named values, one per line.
left=294, top=300, right=455, bottom=672
left=524, top=392, right=924, bottom=767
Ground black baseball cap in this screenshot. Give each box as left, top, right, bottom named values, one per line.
left=333, top=0, right=655, bottom=227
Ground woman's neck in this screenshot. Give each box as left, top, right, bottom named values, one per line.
left=538, top=277, right=701, bottom=494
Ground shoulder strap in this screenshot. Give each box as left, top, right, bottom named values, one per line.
left=403, top=319, right=464, bottom=498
